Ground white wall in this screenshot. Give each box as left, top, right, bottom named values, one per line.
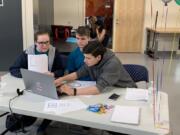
left=54, top=0, right=85, bottom=29
left=143, top=0, right=180, bottom=52
left=22, top=0, right=34, bottom=49
left=144, top=0, right=180, bottom=28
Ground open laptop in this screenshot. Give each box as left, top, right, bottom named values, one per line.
left=20, top=68, right=60, bottom=99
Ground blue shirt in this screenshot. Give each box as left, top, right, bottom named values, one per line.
left=66, top=47, right=92, bottom=81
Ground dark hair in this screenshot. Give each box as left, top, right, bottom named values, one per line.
left=34, top=30, right=50, bottom=41
left=88, top=16, right=93, bottom=20
left=76, top=26, right=90, bottom=37
left=83, top=41, right=106, bottom=57
left=95, top=20, right=104, bottom=33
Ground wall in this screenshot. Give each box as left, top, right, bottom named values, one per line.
left=38, top=0, right=54, bottom=32
left=33, top=0, right=39, bottom=32
left=54, top=0, right=85, bottom=29
left=0, top=0, right=23, bottom=71
left=143, top=0, right=180, bottom=52
left=22, top=0, right=34, bottom=49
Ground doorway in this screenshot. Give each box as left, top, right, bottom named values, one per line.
left=85, top=0, right=114, bottom=48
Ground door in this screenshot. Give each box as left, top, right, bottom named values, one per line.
left=113, top=0, right=145, bottom=52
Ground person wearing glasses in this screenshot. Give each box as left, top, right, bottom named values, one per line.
left=9, top=30, right=65, bottom=78
left=9, top=30, right=65, bottom=135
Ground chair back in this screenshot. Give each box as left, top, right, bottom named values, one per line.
left=123, top=64, right=149, bottom=83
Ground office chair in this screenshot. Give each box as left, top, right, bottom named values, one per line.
left=123, top=64, right=149, bottom=83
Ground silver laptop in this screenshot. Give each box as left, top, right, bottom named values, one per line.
left=20, top=68, right=59, bottom=99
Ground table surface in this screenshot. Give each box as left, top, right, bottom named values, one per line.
left=0, top=74, right=170, bottom=135
left=146, top=27, right=180, bottom=34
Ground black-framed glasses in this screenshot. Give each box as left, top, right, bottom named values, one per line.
left=37, top=41, right=50, bottom=45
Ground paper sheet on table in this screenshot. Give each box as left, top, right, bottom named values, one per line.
left=68, top=80, right=96, bottom=88
left=28, top=54, right=48, bottom=73
left=111, top=105, right=140, bottom=125
left=44, top=98, right=87, bottom=114
left=125, top=88, right=149, bottom=101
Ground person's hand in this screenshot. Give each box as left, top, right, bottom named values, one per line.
left=57, top=84, right=74, bottom=96
left=54, top=77, right=64, bottom=87
left=44, top=71, right=54, bottom=77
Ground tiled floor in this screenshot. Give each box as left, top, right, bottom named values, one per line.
left=0, top=53, right=180, bottom=135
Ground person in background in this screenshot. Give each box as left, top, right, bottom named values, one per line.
left=66, top=26, right=92, bottom=81
left=55, top=41, right=137, bottom=96
left=9, top=30, right=66, bottom=135
left=88, top=16, right=109, bottom=47
left=88, top=16, right=97, bottom=39
left=9, top=30, right=65, bottom=78
left=95, top=20, right=109, bottom=47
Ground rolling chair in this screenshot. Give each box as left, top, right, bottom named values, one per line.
left=123, top=64, right=149, bottom=88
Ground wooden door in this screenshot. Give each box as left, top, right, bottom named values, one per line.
left=113, top=0, right=145, bottom=52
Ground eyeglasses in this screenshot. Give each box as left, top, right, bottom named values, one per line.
left=37, top=41, right=50, bottom=45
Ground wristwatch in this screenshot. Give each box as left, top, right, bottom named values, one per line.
left=73, top=88, right=77, bottom=96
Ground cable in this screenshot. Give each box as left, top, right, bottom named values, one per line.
left=9, top=95, right=19, bottom=116
left=0, top=112, right=9, bottom=117
left=7, top=88, right=26, bottom=135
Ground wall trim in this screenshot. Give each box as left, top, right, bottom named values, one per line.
left=21, top=0, right=34, bottom=50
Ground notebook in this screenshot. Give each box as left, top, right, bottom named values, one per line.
left=111, top=105, right=140, bottom=125
left=125, top=88, right=149, bottom=101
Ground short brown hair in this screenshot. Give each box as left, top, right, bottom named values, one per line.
left=76, top=26, right=90, bottom=37
left=83, top=41, right=106, bottom=57
left=34, top=30, right=50, bottom=41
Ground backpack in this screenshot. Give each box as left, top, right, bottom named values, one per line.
left=6, top=114, right=36, bottom=132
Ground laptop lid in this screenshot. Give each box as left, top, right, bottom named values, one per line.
left=20, top=69, right=59, bottom=99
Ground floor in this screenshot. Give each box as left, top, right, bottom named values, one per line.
left=0, top=53, right=180, bottom=135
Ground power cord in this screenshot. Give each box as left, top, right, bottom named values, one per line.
left=9, top=88, right=26, bottom=115
left=7, top=88, right=26, bottom=135
left=0, top=112, right=9, bottom=117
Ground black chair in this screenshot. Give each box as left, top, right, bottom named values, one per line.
left=123, top=64, right=149, bottom=83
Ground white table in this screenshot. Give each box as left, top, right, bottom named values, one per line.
left=0, top=74, right=170, bottom=135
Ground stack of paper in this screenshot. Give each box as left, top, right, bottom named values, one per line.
left=44, top=98, right=87, bottom=114
left=125, top=88, right=149, bottom=101
left=111, top=105, right=140, bottom=125
left=28, top=54, right=48, bottom=73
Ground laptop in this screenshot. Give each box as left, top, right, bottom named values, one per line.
left=20, top=68, right=60, bottom=99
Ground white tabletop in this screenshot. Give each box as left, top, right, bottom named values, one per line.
left=0, top=74, right=170, bottom=135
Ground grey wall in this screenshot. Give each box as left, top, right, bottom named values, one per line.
left=0, top=0, right=23, bottom=71
left=36, top=0, right=54, bottom=32
left=33, top=0, right=40, bottom=33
